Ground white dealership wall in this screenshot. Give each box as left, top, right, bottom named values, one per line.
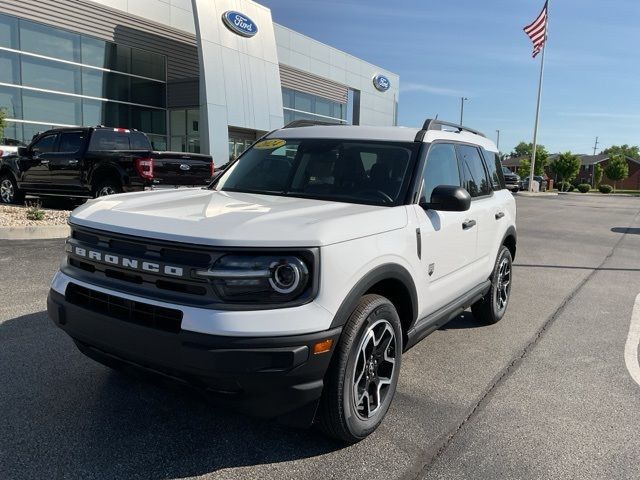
left=88, top=0, right=399, bottom=159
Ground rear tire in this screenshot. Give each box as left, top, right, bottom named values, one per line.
left=472, top=246, right=513, bottom=325
left=94, top=178, right=123, bottom=198
left=0, top=173, right=24, bottom=204
left=316, top=294, right=402, bottom=443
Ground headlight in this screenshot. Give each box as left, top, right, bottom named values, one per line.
left=196, top=254, right=312, bottom=304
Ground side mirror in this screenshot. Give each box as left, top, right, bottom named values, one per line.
left=17, top=146, right=28, bottom=157
left=421, top=185, right=471, bottom=212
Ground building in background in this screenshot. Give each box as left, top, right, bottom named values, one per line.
left=0, top=0, right=399, bottom=165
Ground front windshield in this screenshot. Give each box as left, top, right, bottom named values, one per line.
left=214, top=138, right=419, bottom=206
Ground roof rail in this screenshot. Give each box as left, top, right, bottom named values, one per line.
left=282, top=120, right=342, bottom=129
left=414, top=119, right=486, bottom=142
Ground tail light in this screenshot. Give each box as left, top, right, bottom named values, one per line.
left=209, top=159, right=215, bottom=178
left=0, top=150, right=4, bottom=157
left=135, top=157, right=154, bottom=180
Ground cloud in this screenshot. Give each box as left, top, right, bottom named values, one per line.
left=400, top=82, right=466, bottom=97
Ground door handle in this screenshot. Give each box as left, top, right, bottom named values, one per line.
left=68, top=160, right=79, bottom=165
left=462, top=219, right=476, bottom=230
left=495, top=211, right=505, bottom=220
left=39, top=159, right=50, bottom=165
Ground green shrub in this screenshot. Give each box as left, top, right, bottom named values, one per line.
left=577, top=184, right=591, bottom=193
left=556, top=181, right=574, bottom=192
left=598, top=184, right=613, bottom=194
left=25, top=200, right=45, bottom=221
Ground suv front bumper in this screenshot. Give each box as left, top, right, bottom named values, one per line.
left=47, top=285, right=342, bottom=426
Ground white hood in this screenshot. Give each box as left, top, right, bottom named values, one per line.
left=70, top=189, right=408, bottom=247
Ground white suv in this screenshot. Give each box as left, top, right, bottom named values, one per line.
left=48, top=119, right=516, bottom=442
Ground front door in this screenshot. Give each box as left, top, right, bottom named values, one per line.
left=48, top=131, right=87, bottom=190
left=414, top=142, right=479, bottom=315
left=19, top=133, right=58, bottom=189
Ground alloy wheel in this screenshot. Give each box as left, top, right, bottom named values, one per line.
left=352, top=319, right=397, bottom=420
left=496, top=257, right=511, bottom=312
left=0, top=179, right=14, bottom=203
left=98, top=186, right=117, bottom=197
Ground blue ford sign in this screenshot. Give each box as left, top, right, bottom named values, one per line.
left=222, top=11, right=258, bottom=38
left=373, top=74, right=391, bottom=92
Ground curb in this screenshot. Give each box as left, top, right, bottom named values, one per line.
left=516, top=192, right=558, bottom=197
left=0, top=225, right=70, bottom=240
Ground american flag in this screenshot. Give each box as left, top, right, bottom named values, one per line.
left=523, top=1, right=548, bottom=58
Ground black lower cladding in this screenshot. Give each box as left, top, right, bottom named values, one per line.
left=48, top=288, right=342, bottom=425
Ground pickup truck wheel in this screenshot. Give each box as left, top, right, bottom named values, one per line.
left=94, top=179, right=123, bottom=198
left=472, top=246, right=513, bottom=324
left=316, top=294, right=402, bottom=443
left=0, top=173, right=24, bottom=204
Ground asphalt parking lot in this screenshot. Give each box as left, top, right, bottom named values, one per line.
left=1, top=194, right=640, bottom=479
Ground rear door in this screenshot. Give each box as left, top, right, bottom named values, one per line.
left=414, top=142, right=479, bottom=313
left=455, top=144, right=497, bottom=282
left=19, top=133, right=58, bottom=188
left=48, top=130, right=87, bottom=190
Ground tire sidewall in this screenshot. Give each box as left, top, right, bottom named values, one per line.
left=0, top=174, right=19, bottom=204
left=94, top=179, right=122, bottom=198
left=490, top=247, right=513, bottom=322
left=341, top=299, right=402, bottom=439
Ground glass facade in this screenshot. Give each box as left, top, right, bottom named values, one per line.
left=0, top=13, right=167, bottom=148
left=169, top=108, right=200, bottom=153
left=282, top=87, right=347, bottom=125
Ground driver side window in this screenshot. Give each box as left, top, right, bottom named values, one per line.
left=420, top=143, right=461, bottom=203
left=31, top=134, right=57, bottom=154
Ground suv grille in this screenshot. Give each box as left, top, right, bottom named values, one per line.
left=66, top=283, right=182, bottom=333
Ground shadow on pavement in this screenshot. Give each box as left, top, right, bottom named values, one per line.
left=0, top=311, right=343, bottom=479
left=611, top=227, right=640, bottom=235
left=439, top=312, right=483, bottom=330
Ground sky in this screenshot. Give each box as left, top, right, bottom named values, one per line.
left=260, top=0, right=640, bottom=155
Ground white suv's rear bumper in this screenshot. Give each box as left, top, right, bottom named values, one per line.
left=50, top=270, right=335, bottom=337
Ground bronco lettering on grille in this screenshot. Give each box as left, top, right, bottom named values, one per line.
left=70, top=245, right=184, bottom=277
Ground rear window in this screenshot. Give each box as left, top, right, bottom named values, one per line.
left=88, top=130, right=151, bottom=151
left=483, top=150, right=506, bottom=190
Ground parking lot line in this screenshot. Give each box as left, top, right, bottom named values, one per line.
left=624, top=294, right=640, bottom=387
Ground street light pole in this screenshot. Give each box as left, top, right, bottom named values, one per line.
left=496, top=130, right=501, bottom=151
left=460, top=97, right=468, bottom=126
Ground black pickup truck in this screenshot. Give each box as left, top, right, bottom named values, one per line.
left=0, top=127, right=214, bottom=204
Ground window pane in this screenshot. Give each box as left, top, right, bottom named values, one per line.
left=22, top=56, right=81, bottom=94
left=31, top=134, right=57, bottom=153
left=81, top=36, right=108, bottom=68
left=131, top=48, right=165, bottom=81
left=147, top=134, right=166, bottom=151
left=23, top=124, right=52, bottom=144
left=130, top=76, right=165, bottom=107
left=282, top=88, right=294, bottom=109
left=22, top=90, right=81, bottom=125
left=1, top=122, right=21, bottom=144
left=294, top=91, right=313, bottom=112
left=0, top=50, right=20, bottom=84
left=456, top=144, right=492, bottom=197
left=170, top=110, right=186, bottom=136
left=88, top=129, right=130, bottom=150
left=0, top=14, right=18, bottom=49
left=315, top=97, right=332, bottom=117
left=131, top=106, right=166, bottom=135
left=187, top=135, right=200, bottom=153
left=103, top=102, right=130, bottom=128
left=58, top=132, right=86, bottom=153
left=20, top=20, right=80, bottom=62
left=421, top=143, right=460, bottom=203
left=82, top=69, right=130, bottom=102
left=483, top=149, right=505, bottom=190
left=186, top=109, right=199, bottom=135
left=82, top=99, right=103, bottom=126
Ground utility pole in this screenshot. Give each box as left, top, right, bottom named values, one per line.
left=593, top=136, right=599, bottom=156
left=496, top=130, right=501, bottom=152
left=460, top=97, right=468, bottom=126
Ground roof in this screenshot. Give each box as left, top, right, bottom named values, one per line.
left=268, top=125, right=498, bottom=152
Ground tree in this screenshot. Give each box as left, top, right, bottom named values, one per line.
left=550, top=151, right=581, bottom=191
left=511, top=141, right=548, bottom=175
left=518, top=158, right=531, bottom=179
left=604, top=154, right=629, bottom=192
left=0, top=108, right=6, bottom=139
left=594, top=164, right=603, bottom=187
left=602, top=144, right=639, bottom=160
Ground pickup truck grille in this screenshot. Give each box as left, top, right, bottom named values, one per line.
left=64, top=225, right=221, bottom=307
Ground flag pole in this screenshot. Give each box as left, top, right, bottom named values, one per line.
left=529, top=0, right=550, bottom=192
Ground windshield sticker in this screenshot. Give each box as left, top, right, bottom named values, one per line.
left=254, top=139, right=286, bottom=150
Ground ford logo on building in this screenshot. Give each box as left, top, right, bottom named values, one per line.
left=373, top=74, right=391, bottom=92
left=222, top=11, right=258, bottom=38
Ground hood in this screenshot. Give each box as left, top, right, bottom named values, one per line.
left=70, top=189, right=408, bottom=247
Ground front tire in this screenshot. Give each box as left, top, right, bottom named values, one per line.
left=0, top=173, right=24, bottom=204
left=316, top=294, right=402, bottom=443
left=472, top=246, right=513, bottom=324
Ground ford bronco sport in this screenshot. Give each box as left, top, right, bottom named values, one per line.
left=48, top=119, right=516, bottom=443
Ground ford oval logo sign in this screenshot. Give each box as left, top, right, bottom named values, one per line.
left=222, top=11, right=258, bottom=38
left=373, top=74, right=391, bottom=92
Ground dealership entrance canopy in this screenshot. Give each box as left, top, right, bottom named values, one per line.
left=0, top=0, right=399, bottom=165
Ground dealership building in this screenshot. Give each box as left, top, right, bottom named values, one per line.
left=0, top=0, right=399, bottom=164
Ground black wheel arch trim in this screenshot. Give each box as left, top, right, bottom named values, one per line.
left=329, top=263, right=418, bottom=331
left=501, top=225, right=517, bottom=260
left=89, top=162, right=129, bottom=189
